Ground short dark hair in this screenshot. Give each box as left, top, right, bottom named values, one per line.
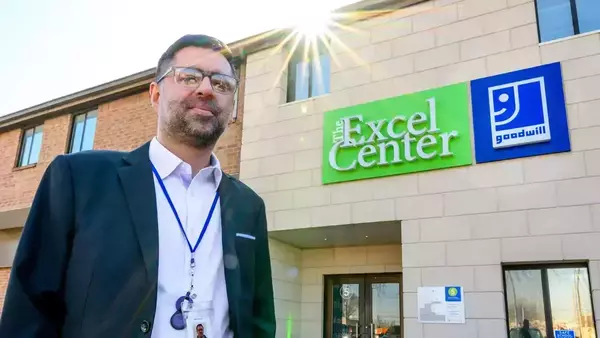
left=155, top=34, right=236, bottom=81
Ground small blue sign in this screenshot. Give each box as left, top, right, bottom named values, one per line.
left=554, top=329, right=575, bottom=338
left=445, top=286, right=462, bottom=302
left=471, top=62, right=571, bottom=163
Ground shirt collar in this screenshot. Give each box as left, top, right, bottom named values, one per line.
left=148, top=137, right=222, bottom=188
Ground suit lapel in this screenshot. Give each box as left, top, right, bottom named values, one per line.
left=218, top=174, right=241, bottom=328
left=117, top=142, right=159, bottom=283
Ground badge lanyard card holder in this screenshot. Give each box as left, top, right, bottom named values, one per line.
left=151, top=163, right=217, bottom=337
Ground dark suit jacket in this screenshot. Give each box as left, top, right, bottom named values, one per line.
left=0, top=141, right=276, bottom=338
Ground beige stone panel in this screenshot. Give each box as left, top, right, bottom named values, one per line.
left=274, top=209, right=311, bottom=230
left=371, top=175, right=419, bottom=200
left=402, top=242, right=446, bottom=267
left=565, top=74, right=600, bottom=104
left=571, top=126, right=600, bottom=152
left=465, top=292, right=506, bottom=318
left=562, top=54, right=600, bottom=81
left=541, top=33, right=600, bottom=63
left=403, top=267, right=422, bottom=292
left=313, top=90, right=352, bottom=112
left=501, top=235, right=563, bottom=262
left=396, top=194, right=444, bottom=220
left=391, top=30, right=436, bottom=57
left=329, top=30, right=372, bottom=54
left=423, top=320, right=477, bottom=337
left=262, top=190, right=294, bottom=212
left=385, top=264, right=402, bottom=272
left=311, top=204, right=352, bottom=227
left=444, top=188, right=498, bottom=216
left=331, top=42, right=393, bottom=73
left=278, top=99, right=317, bottom=120
left=404, top=318, right=424, bottom=338
left=419, top=216, right=471, bottom=242
left=577, top=100, right=600, bottom=129
left=302, top=248, right=334, bottom=268
left=458, top=0, right=508, bottom=20
left=474, top=265, right=504, bottom=292
left=528, top=206, right=593, bottom=235
left=301, top=284, right=323, bottom=303
left=436, top=58, right=488, bottom=86
left=371, top=54, right=415, bottom=81
left=402, top=219, right=420, bottom=243
left=522, top=152, right=586, bottom=183
left=585, top=150, right=600, bottom=176
left=414, top=44, right=460, bottom=72
left=351, top=199, right=396, bottom=223
left=435, top=16, right=486, bottom=46
left=510, top=23, right=539, bottom=49
left=243, top=176, right=277, bottom=194
left=244, top=72, right=283, bottom=95
left=350, top=265, right=386, bottom=273
left=330, top=179, right=375, bottom=204
left=497, top=182, right=557, bottom=211
left=508, top=0, right=532, bottom=6
left=276, top=170, right=312, bottom=191
left=294, top=149, right=321, bottom=172
left=434, top=0, right=462, bottom=6
left=556, top=177, right=600, bottom=206
left=447, top=239, right=502, bottom=265
left=293, top=187, right=331, bottom=209
left=460, top=31, right=511, bottom=61
left=345, top=78, right=399, bottom=106
left=273, top=279, right=302, bottom=302
left=421, top=266, right=475, bottom=290
left=470, top=211, right=529, bottom=239
left=366, top=244, right=402, bottom=265
left=412, top=4, right=459, bottom=32
left=330, top=66, right=372, bottom=92
left=300, top=321, right=321, bottom=338
left=477, top=319, right=508, bottom=338
left=482, top=2, right=537, bottom=34
left=486, top=46, right=541, bottom=76
left=562, top=233, right=600, bottom=260
left=370, top=18, right=413, bottom=43
left=392, top=68, right=439, bottom=96
left=300, top=302, right=322, bottom=321
left=333, top=246, right=368, bottom=266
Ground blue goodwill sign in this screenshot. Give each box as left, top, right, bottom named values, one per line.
left=554, top=329, right=575, bottom=338
left=470, top=62, right=571, bottom=163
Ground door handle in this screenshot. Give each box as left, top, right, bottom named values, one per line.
left=370, top=323, right=374, bottom=338
left=355, top=323, right=358, bottom=338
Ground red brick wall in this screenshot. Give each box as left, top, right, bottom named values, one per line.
left=0, top=268, right=10, bottom=315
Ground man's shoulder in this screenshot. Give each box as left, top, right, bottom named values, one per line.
left=60, top=149, right=129, bottom=167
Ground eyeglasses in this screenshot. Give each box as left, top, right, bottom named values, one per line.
left=157, top=66, right=238, bottom=94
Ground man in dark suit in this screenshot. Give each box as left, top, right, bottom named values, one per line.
left=0, top=34, right=275, bottom=338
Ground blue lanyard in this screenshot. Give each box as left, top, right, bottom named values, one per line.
left=151, top=163, right=219, bottom=254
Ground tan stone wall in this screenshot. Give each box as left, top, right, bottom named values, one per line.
left=240, top=0, right=600, bottom=337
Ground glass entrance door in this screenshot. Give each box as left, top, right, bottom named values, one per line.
left=325, top=274, right=402, bottom=338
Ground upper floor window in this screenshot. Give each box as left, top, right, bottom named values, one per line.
left=17, top=125, right=43, bottom=167
left=536, top=0, right=600, bottom=42
left=232, top=62, right=242, bottom=121
left=286, top=41, right=331, bottom=103
left=504, top=263, right=596, bottom=338
left=69, top=109, right=97, bottom=153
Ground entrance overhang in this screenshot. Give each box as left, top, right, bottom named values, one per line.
left=268, top=221, right=402, bottom=249
left=0, top=207, right=29, bottom=230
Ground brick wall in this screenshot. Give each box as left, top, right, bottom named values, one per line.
left=0, top=268, right=9, bottom=315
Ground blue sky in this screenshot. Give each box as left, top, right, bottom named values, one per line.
left=0, top=0, right=356, bottom=116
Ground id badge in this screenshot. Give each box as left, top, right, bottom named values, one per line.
left=185, top=300, right=213, bottom=338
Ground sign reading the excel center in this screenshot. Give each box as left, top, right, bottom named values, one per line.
left=322, top=83, right=473, bottom=184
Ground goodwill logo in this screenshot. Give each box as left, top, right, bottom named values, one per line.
left=471, top=62, right=571, bottom=163
left=322, top=83, right=473, bottom=184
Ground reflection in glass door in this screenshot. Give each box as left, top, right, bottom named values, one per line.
left=325, top=274, right=402, bottom=338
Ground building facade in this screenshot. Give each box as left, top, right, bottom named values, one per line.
left=1, top=0, right=600, bottom=337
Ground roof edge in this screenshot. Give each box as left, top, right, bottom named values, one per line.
left=0, top=0, right=426, bottom=130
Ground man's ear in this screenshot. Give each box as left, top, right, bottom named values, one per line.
left=149, top=82, right=160, bottom=109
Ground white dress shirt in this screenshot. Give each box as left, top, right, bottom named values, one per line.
left=149, top=137, right=232, bottom=338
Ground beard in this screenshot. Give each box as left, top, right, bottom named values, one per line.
left=163, top=95, right=229, bottom=149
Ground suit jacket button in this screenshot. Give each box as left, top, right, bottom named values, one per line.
left=140, top=320, right=150, bottom=334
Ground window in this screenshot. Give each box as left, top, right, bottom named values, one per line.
left=504, top=264, right=596, bottom=338
left=536, top=0, right=600, bottom=42
left=286, top=40, right=331, bottom=102
left=69, top=110, right=98, bottom=153
left=17, top=125, right=43, bottom=167
left=232, top=62, right=241, bottom=121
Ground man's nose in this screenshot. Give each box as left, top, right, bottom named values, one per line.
left=194, top=76, right=214, bottom=97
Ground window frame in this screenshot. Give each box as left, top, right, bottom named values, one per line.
left=231, top=58, right=244, bottom=122
left=67, top=109, right=98, bottom=154
left=502, top=262, right=597, bottom=338
left=16, top=124, right=44, bottom=168
left=286, top=39, right=331, bottom=103
left=534, top=0, right=592, bottom=43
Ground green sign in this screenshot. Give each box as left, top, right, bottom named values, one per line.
left=322, top=83, right=473, bottom=184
